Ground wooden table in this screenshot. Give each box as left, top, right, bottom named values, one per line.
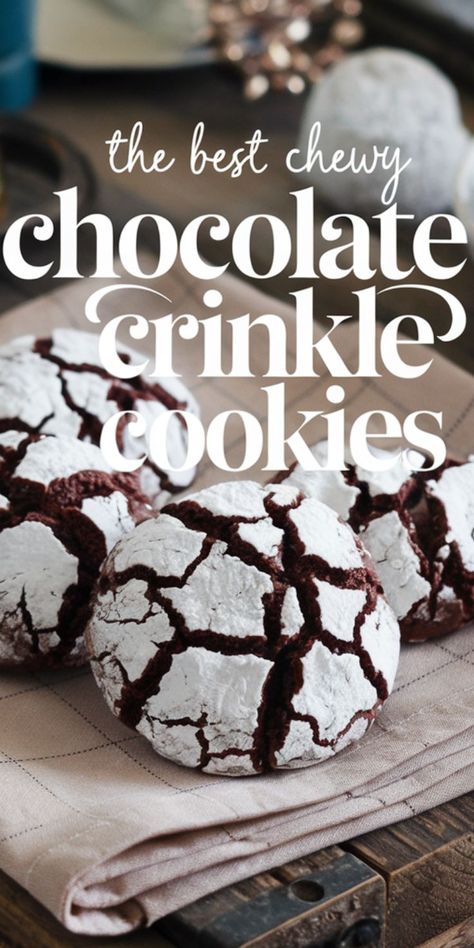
left=0, top=60, right=472, bottom=948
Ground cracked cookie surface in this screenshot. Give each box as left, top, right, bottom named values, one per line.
left=277, top=442, right=474, bottom=643
left=401, top=457, right=474, bottom=642
left=0, top=328, right=199, bottom=508
left=87, top=480, right=400, bottom=776
left=0, top=431, right=150, bottom=670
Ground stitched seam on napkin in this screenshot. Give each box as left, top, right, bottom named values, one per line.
left=25, top=818, right=116, bottom=890
left=29, top=670, right=474, bottom=805
left=35, top=679, right=250, bottom=811
left=80, top=747, right=474, bottom=900
left=37, top=679, right=182, bottom=793
left=0, top=749, right=83, bottom=816
left=20, top=696, right=474, bottom=880
left=435, top=640, right=474, bottom=668
left=0, top=735, right=140, bottom=764
left=393, top=655, right=462, bottom=692
left=0, top=823, right=48, bottom=844
left=445, top=394, right=474, bottom=437
left=221, top=742, right=474, bottom=844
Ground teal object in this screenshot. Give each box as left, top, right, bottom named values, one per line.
left=0, top=1, right=36, bottom=111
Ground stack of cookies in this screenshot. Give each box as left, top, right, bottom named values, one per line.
left=277, top=441, right=474, bottom=644
left=0, top=328, right=198, bottom=670
left=0, top=329, right=472, bottom=777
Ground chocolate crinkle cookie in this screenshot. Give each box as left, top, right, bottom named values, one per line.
left=0, top=328, right=199, bottom=508
left=87, top=480, right=400, bottom=776
left=277, top=443, right=474, bottom=643
left=404, top=457, right=474, bottom=642
left=0, top=431, right=150, bottom=670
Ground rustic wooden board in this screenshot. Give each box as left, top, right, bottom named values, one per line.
left=346, top=792, right=474, bottom=948
left=159, top=846, right=385, bottom=947
left=418, top=915, right=474, bottom=947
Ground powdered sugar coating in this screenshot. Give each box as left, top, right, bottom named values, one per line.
left=0, top=328, right=200, bottom=508
left=360, top=599, right=400, bottom=692
left=280, top=587, right=304, bottom=637
left=277, top=441, right=474, bottom=642
left=361, top=512, right=431, bottom=621
left=276, top=441, right=359, bottom=520
left=427, top=461, right=474, bottom=572
left=0, top=431, right=29, bottom=451
left=183, top=480, right=270, bottom=520
left=353, top=448, right=426, bottom=498
left=292, top=642, right=378, bottom=742
left=0, top=348, right=80, bottom=436
left=63, top=370, right=112, bottom=424
left=301, top=48, right=469, bottom=220
left=0, top=432, right=149, bottom=669
left=88, top=480, right=400, bottom=776
left=238, top=519, right=283, bottom=562
left=392, top=457, right=474, bottom=641
left=0, top=521, right=79, bottom=665
left=275, top=720, right=335, bottom=769
left=81, top=493, right=136, bottom=555
left=289, top=499, right=363, bottom=569
left=314, top=580, right=366, bottom=642
left=139, top=648, right=273, bottom=774
left=15, top=435, right=114, bottom=486
left=276, top=442, right=423, bottom=523
left=112, top=515, right=206, bottom=578
left=168, top=543, right=273, bottom=638
left=89, top=581, right=174, bottom=705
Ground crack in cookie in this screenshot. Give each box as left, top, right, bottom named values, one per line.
left=0, top=328, right=200, bottom=508
left=0, top=431, right=150, bottom=670
left=276, top=441, right=474, bottom=643
left=87, top=480, right=400, bottom=776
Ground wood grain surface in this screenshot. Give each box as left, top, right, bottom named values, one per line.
left=418, top=915, right=474, bottom=947
left=347, top=793, right=474, bottom=948
left=159, top=846, right=385, bottom=947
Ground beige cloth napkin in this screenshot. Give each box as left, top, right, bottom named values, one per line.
left=0, top=264, right=473, bottom=936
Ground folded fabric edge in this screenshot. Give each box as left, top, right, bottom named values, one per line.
left=60, top=753, right=474, bottom=935
left=74, top=716, right=474, bottom=903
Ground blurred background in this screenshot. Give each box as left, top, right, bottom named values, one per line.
left=0, top=0, right=473, bottom=372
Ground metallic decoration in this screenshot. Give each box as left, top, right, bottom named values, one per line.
left=208, top=0, right=364, bottom=98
